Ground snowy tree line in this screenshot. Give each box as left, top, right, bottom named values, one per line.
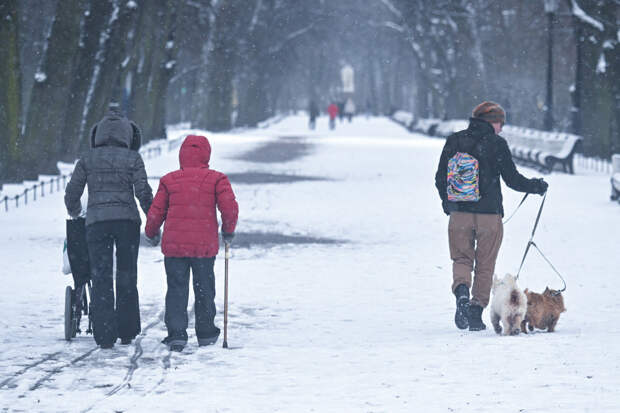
left=0, top=0, right=618, bottom=183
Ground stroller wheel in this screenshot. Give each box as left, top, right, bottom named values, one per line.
left=64, top=286, right=74, bottom=341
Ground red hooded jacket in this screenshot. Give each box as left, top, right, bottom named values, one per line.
left=327, top=103, right=339, bottom=119
left=145, top=135, right=238, bottom=257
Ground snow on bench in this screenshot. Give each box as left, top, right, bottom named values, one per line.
left=434, top=119, right=469, bottom=137
left=500, top=126, right=583, bottom=174
left=611, top=154, right=620, bottom=203
left=392, top=111, right=415, bottom=130
left=390, top=113, right=584, bottom=175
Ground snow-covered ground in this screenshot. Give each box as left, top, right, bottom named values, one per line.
left=1, top=115, right=619, bottom=412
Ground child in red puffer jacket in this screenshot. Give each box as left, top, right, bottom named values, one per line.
left=145, top=134, right=238, bottom=351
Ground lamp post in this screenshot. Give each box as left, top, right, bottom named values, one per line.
left=544, top=0, right=559, bottom=131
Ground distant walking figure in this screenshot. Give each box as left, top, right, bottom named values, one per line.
left=434, top=101, right=548, bottom=332
left=327, top=103, right=339, bottom=130
left=337, top=100, right=345, bottom=122
left=145, top=135, right=239, bottom=352
left=344, top=98, right=355, bottom=122
left=64, top=102, right=153, bottom=349
left=309, top=100, right=319, bottom=130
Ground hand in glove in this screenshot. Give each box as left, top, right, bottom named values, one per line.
left=531, top=178, right=548, bottom=195
left=145, top=229, right=161, bottom=247
left=222, top=231, right=235, bottom=245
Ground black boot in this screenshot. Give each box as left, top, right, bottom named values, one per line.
left=454, top=284, right=470, bottom=330
left=468, top=304, right=486, bottom=331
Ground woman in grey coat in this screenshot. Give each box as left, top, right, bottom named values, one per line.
left=65, top=103, right=153, bottom=349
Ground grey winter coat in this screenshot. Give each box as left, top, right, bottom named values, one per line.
left=64, top=108, right=153, bottom=226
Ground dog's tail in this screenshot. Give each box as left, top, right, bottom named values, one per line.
left=510, top=289, right=521, bottom=306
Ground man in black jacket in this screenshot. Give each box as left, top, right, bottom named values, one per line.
left=435, top=101, right=548, bottom=332
left=65, top=103, right=153, bottom=349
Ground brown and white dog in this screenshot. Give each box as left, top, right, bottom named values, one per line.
left=521, top=287, right=566, bottom=333
left=490, top=274, right=527, bottom=335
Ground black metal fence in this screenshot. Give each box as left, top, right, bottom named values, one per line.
left=2, top=174, right=72, bottom=212
left=1, top=144, right=165, bottom=213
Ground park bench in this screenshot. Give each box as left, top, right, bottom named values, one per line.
left=392, top=111, right=415, bottom=131
left=611, top=154, right=620, bottom=203
left=390, top=114, right=583, bottom=175
left=501, top=126, right=583, bottom=174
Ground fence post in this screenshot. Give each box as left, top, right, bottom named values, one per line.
left=41, top=181, right=45, bottom=197
left=4, top=196, right=7, bottom=212
left=33, top=184, right=37, bottom=201
left=24, top=188, right=28, bottom=204
left=15, top=195, right=18, bottom=208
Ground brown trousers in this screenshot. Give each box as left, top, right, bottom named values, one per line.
left=448, top=212, right=503, bottom=308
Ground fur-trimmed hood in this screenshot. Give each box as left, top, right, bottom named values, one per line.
left=90, top=107, right=142, bottom=150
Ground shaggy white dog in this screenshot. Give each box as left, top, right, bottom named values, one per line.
left=490, top=273, right=527, bottom=336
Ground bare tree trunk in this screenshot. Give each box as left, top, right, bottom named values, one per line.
left=144, top=0, right=178, bottom=142
left=0, top=0, right=21, bottom=182
left=203, top=0, right=244, bottom=131
left=20, top=0, right=82, bottom=178
left=126, top=1, right=179, bottom=142
left=75, top=0, right=139, bottom=154
left=60, top=0, right=111, bottom=160
left=572, top=0, right=617, bottom=158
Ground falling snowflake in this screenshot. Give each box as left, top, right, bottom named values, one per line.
left=596, top=53, right=606, bottom=74
left=34, top=72, right=47, bottom=82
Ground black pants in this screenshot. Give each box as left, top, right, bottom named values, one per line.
left=86, top=220, right=141, bottom=346
left=164, top=257, right=220, bottom=343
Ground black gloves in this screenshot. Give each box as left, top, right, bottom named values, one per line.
left=531, top=178, right=549, bottom=195
left=145, top=229, right=161, bottom=246
left=222, top=231, right=235, bottom=244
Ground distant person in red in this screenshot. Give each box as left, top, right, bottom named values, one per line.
left=145, top=134, right=238, bottom=352
left=327, top=103, right=339, bottom=130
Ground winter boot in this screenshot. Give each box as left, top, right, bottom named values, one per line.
left=454, top=284, right=470, bottom=330
left=198, top=334, right=219, bottom=347
left=467, top=304, right=486, bottom=331
left=170, top=343, right=185, bottom=352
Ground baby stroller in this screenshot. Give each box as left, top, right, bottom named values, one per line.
left=63, top=217, right=93, bottom=341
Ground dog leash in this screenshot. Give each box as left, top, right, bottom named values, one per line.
left=515, top=192, right=567, bottom=295
left=502, top=193, right=529, bottom=225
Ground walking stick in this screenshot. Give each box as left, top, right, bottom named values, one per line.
left=223, top=242, right=230, bottom=349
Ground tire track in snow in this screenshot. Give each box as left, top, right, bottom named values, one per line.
left=104, top=313, right=163, bottom=397
left=80, top=309, right=166, bottom=413
left=131, top=306, right=196, bottom=399
left=29, top=347, right=99, bottom=390
left=110, top=305, right=198, bottom=412
left=1, top=307, right=164, bottom=411
left=0, top=351, right=64, bottom=389
left=0, top=346, right=98, bottom=394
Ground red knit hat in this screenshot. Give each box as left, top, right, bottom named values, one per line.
left=472, top=101, right=506, bottom=125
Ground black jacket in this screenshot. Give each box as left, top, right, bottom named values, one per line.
left=65, top=108, right=153, bottom=226
left=435, top=118, right=539, bottom=217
